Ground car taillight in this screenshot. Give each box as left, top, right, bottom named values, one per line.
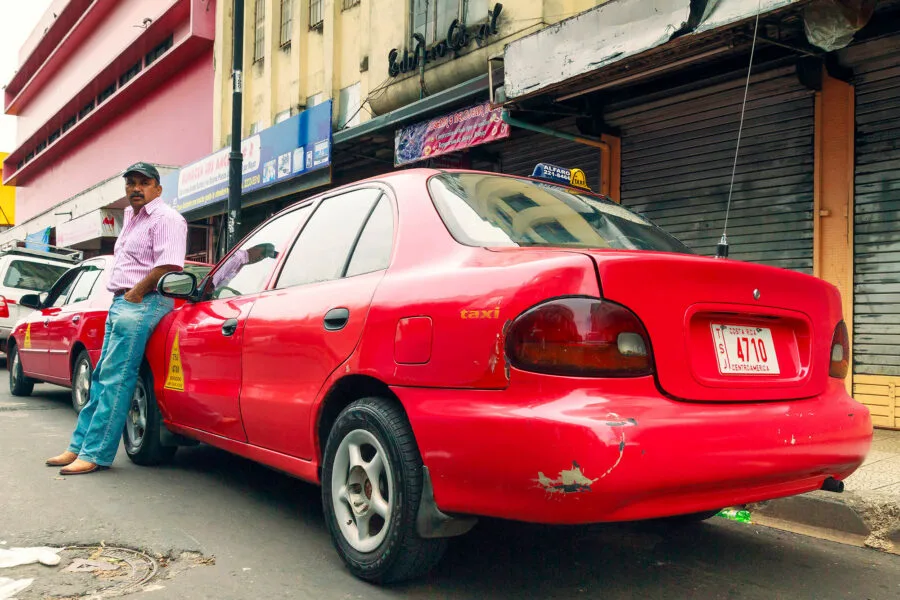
left=829, top=321, right=849, bottom=379
left=505, top=297, right=653, bottom=377
left=0, top=296, right=9, bottom=319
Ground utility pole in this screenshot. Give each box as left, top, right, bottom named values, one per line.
left=226, top=0, right=244, bottom=252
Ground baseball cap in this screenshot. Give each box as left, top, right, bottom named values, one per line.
left=123, top=162, right=161, bottom=182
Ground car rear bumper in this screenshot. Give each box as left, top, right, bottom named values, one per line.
left=395, top=374, right=872, bottom=524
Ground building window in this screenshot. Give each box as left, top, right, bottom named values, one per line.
left=411, top=0, right=488, bottom=44
left=280, top=0, right=293, bottom=46
left=34, top=140, right=46, bottom=154
left=306, top=93, right=324, bottom=108
left=338, top=82, right=361, bottom=129
left=275, top=108, right=293, bottom=123
left=97, top=83, right=116, bottom=104
left=119, top=61, right=141, bottom=87
left=254, top=0, right=266, bottom=62
left=47, top=129, right=61, bottom=144
left=78, top=99, right=95, bottom=120
left=309, top=0, right=323, bottom=30
left=62, top=116, right=76, bottom=133
left=145, top=35, right=174, bottom=67
left=342, top=0, right=360, bottom=9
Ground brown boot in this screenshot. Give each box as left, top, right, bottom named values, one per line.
left=59, top=459, right=107, bottom=476
left=45, top=451, right=78, bottom=467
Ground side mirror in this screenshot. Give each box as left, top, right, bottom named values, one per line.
left=157, top=271, right=198, bottom=299
left=18, top=293, right=42, bottom=310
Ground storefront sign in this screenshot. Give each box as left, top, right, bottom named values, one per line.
left=394, top=103, right=510, bottom=166
left=388, top=4, right=503, bottom=77
left=161, top=101, right=333, bottom=214
left=56, top=209, right=123, bottom=248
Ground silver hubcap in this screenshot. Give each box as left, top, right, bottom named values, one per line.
left=331, top=429, right=393, bottom=553
left=74, top=361, right=90, bottom=409
left=126, top=381, right=148, bottom=450
left=11, top=353, right=18, bottom=385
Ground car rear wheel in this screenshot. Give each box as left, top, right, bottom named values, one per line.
left=322, top=397, right=447, bottom=583
left=71, top=350, right=92, bottom=413
left=8, top=345, right=34, bottom=397
left=123, top=368, right=177, bottom=466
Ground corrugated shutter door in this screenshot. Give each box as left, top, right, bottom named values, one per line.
left=499, top=121, right=601, bottom=191
left=604, top=66, right=815, bottom=272
left=844, top=36, right=900, bottom=377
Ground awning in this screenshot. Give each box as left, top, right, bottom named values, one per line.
left=503, top=0, right=807, bottom=102
left=333, top=74, right=493, bottom=147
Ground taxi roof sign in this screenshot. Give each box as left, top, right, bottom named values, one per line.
left=530, top=163, right=591, bottom=191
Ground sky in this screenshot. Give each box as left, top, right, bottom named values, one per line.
left=0, top=0, right=53, bottom=151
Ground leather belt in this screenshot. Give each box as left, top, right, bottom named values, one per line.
left=112, top=290, right=156, bottom=297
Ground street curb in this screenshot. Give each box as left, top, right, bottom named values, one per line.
left=746, top=490, right=900, bottom=553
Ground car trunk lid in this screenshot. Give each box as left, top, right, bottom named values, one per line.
left=582, top=250, right=842, bottom=402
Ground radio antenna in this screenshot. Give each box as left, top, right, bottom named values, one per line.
left=717, top=0, right=762, bottom=259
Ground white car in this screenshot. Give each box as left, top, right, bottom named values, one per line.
left=0, top=244, right=81, bottom=354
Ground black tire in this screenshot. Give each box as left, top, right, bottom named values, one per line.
left=321, top=397, right=447, bottom=583
left=123, top=368, right=177, bottom=466
left=71, top=350, right=92, bottom=413
left=8, top=344, right=34, bottom=397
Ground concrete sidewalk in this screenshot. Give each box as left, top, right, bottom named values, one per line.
left=749, top=428, right=900, bottom=553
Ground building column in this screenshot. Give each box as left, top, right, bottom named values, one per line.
left=813, top=68, right=855, bottom=392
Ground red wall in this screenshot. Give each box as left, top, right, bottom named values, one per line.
left=15, top=51, right=213, bottom=222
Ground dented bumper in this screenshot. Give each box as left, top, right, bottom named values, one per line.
left=395, top=374, right=872, bottom=524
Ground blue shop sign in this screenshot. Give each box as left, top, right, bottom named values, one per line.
left=162, top=101, right=333, bottom=214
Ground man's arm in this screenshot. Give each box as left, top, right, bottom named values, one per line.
left=124, top=265, right=181, bottom=303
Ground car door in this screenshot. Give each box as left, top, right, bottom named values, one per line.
left=19, top=267, right=80, bottom=378
left=44, top=260, right=106, bottom=383
left=160, top=205, right=312, bottom=441
left=240, top=187, right=394, bottom=459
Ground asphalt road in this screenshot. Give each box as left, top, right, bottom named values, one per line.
left=1, top=381, right=898, bottom=600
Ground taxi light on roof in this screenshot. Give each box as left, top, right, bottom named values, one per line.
left=530, top=163, right=591, bottom=191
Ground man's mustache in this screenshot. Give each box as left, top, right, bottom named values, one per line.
left=130, top=193, right=144, bottom=199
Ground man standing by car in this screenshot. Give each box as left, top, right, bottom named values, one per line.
left=45, top=163, right=187, bottom=475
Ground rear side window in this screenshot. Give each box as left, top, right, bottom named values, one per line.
left=276, top=188, right=383, bottom=288
left=3, top=260, right=70, bottom=291
left=428, top=173, right=692, bottom=253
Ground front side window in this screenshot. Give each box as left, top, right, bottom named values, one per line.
left=66, top=265, right=103, bottom=305
left=207, top=206, right=312, bottom=299
left=276, top=188, right=383, bottom=289
left=429, top=173, right=693, bottom=253
left=3, top=260, right=70, bottom=292
left=41, top=267, right=80, bottom=308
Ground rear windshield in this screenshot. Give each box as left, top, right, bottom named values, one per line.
left=429, top=173, right=692, bottom=253
left=3, top=260, right=70, bottom=291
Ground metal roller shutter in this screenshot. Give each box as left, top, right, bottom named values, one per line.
left=604, top=66, right=815, bottom=272
left=499, top=121, right=601, bottom=191
left=843, top=36, right=900, bottom=377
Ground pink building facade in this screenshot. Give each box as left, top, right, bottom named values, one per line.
left=1, top=0, right=215, bottom=255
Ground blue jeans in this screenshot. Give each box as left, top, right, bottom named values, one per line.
left=68, top=294, right=174, bottom=466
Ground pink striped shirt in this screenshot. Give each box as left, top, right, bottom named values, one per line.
left=107, top=197, right=188, bottom=292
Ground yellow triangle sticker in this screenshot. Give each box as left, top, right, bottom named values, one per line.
left=24, top=323, right=31, bottom=350
left=163, top=332, right=185, bottom=391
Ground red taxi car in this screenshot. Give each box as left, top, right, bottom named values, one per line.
left=117, top=167, right=867, bottom=583
left=6, top=256, right=211, bottom=411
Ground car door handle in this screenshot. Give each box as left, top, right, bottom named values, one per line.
left=43, top=319, right=50, bottom=327
left=72, top=315, right=81, bottom=323
left=221, top=318, right=238, bottom=337
left=324, top=308, right=350, bottom=331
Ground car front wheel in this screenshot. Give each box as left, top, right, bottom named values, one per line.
left=8, top=345, right=34, bottom=397
left=322, top=398, right=446, bottom=583
left=123, top=368, right=177, bottom=466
